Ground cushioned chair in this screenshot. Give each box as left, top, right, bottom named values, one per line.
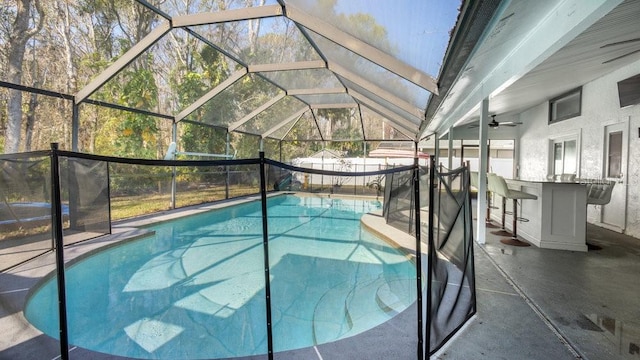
left=488, top=174, right=510, bottom=236
left=488, top=174, right=537, bottom=246
left=586, top=181, right=615, bottom=205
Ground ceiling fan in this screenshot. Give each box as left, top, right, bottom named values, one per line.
left=469, top=115, right=522, bottom=128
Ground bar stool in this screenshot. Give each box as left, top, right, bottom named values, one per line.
left=487, top=173, right=509, bottom=234
left=471, top=171, right=499, bottom=228
left=488, top=174, right=537, bottom=246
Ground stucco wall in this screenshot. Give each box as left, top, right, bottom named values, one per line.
left=516, top=59, right=640, bottom=238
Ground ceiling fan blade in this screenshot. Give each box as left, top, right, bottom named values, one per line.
left=603, top=49, right=640, bottom=64
left=500, top=121, right=523, bottom=126
left=468, top=124, right=479, bottom=128
left=600, top=37, right=640, bottom=49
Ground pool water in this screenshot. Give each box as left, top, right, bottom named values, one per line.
left=25, top=195, right=417, bottom=359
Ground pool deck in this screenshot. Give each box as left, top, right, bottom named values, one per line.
left=1, top=194, right=639, bottom=359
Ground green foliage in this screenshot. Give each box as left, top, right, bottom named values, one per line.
left=174, top=46, right=230, bottom=155
left=316, top=109, right=364, bottom=157
left=181, top=123, right=226, bottom=155
left=113, top=68, right=158, bottom=159
left=232, top=132, right=260, bottom=159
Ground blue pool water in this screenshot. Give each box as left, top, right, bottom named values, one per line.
left=25, top=195, right=417, bottom=359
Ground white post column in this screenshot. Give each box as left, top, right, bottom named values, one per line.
left=433, top=132, right=439, bottom=169
left=476, top=99, right=490, bottom=245
left=448, top=126, right=454, bottom=170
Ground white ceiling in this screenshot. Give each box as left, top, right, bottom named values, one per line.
left=426, top=0, right=640, bottom=134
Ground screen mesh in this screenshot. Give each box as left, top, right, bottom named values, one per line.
left=0, top=152, right=52, bottom=270
left=425, top=165, right=476, bottom=355
left=2, top=149, right=475, bottom=359
left=59, top=157, right=110, bottom=243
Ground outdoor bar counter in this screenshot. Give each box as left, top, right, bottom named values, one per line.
left=490, top=178, right=588, bottom=252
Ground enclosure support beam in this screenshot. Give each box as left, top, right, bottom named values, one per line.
left=363, top=141, right=367, bottom=190
left=170, top=122, right=177, bottom=209
left=476, top=99, right=490, bottom=245
left=51, top=143, right=70, bottom=360
left=228, top=93, right=286, bottom=132
left=225, top=132, right=230, bottom=199
left=261, top=107, right=307, bottom=139
left=71, top=102, right=79, bottom=152
left=172, top=5, right=283, bottom=27
left=310, top=103, right=358, bottom=109
left=176, top=69, right=248, bottom=122
left=248, top=60, right=325, bottom=73
left=287, top=87, right=345, bottom=96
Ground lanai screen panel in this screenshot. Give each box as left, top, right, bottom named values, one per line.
left=339, top=77, right=423, bottom=128
left=360, top=105, right=415, bottom=140
left=360, top=107, right=412, bottom=141
left=285, top=0, right=458, bottom=77
left=282, top=111, right=323, bottom=141
left=264, top=110, right=307, bottom=141
left=313, top=108, right=364, bottom=141
left=305, top=29, right=432, bottom=110
left=183, top=73, right=282, bottom=128
left=260, top=68, right=342, bottom=91
left=235, top=96, right=307, bottom=136
left=90, top=27, right=242, bottom=116
left=2, top=1, right=164, bottom=95
left=297, top=93, right=355, bottom=106
left=190, top=16, right=320, bottom=66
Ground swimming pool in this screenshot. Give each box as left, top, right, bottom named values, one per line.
left=25, top=195, right=417, bottom=359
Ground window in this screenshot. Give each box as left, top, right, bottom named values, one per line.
left=548, top=132, right=580, bottom=177
left=549, top=87, right=582, bottom=123
left=552, top=139, right=577, bottom=175
left=617, top=73, right=640, bottom=108
left=607, top=131, right=623, bottom=178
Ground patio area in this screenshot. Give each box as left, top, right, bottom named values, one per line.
left=439, top=218, right=640, bottom=360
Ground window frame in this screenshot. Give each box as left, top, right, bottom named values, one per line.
left=549, top=87, right=582, bottom=124
left=548, top=131, right=581, bottom=178
left=605, top=130, right=623, bottom=179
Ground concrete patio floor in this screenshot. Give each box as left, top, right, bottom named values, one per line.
left=436, top=221, right=640, bottom=360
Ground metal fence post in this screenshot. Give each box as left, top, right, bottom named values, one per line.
left=258, top=152, right=274, bottom=360
left=414, top=157, right=424, bottom=360
left=426, top=155, right=436, bottom=359
left=50, top=143, right=70, bottom=360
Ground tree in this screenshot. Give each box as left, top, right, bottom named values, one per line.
left=4, top=0, right=44, bottom=153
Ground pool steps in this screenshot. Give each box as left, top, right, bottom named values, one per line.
left=312, top=276, right=416, bottom=345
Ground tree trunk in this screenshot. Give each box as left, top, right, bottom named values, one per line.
left=24, top=92, right=38, bottom=151
left=56, top=0, right=77, bottom=93
left=4, top=0, right=44, bottom=154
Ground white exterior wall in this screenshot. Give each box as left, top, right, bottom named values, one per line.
left=517, top=59, right=640, bottom=238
